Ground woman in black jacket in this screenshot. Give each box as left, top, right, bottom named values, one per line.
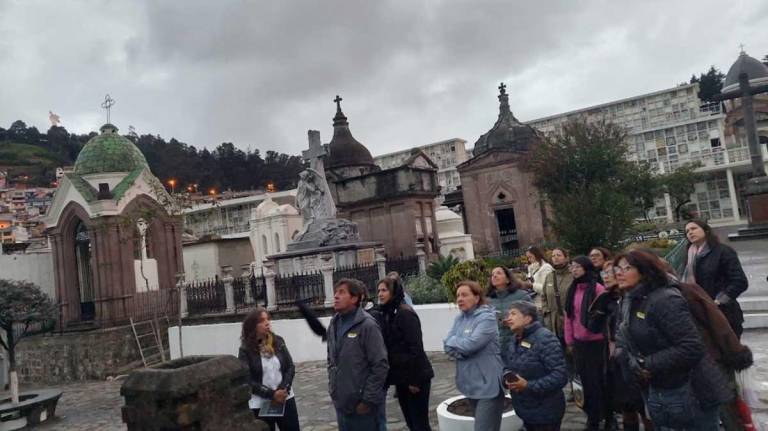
left=377, top=277, right=434, bottom=431
left=615, top=250, right=730, bottom=431
left=682, top=219, right=748, bottom=337
left=239, top=308, right=300, bottom=431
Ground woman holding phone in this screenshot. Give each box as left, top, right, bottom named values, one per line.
left=503, top=300, right=568, bottom=431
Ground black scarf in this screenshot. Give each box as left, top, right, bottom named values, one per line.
left=565, top=268, right=598, bottom=329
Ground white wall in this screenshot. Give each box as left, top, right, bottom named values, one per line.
left=169, top=303, right=460, bottom=363
left=182, top=242, right=219, bottom=281
left=0, top=252, right=55, bottom=299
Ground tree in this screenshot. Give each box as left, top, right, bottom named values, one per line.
left=690, top=66, right=725, bottom=102
left=658, top=162, right=704, bottom=221
left=529, top=120, right=649, bottom=253
left=0, top=280, right=56, bottom=403
left=625, top=161, right=663, bottom=222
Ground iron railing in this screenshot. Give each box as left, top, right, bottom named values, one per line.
left=185, top=277, right=226, bottom=315
left=334, top=263, right=380, bottom=298
left=384, top=256, right=419, bottom=280
left=233, top=270, right=267, bottom=312
left=274, top=271, right=325, bottom=306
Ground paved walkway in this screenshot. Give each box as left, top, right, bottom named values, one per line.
left=4, top=330, right=765, bottom=430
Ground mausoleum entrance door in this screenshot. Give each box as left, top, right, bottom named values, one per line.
left=74, top=221, right=95, bottom=321
left=495, top=207, right=519, bottom=252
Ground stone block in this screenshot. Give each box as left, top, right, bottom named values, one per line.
left=120, top=355, right=268, bottom=431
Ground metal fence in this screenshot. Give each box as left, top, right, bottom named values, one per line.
left=274, top=271, right=325, bottom=306
left=384, top=256, right=419, bottom=280
left=185, top=277, right=226, bottom=315
left=130, top=288, right=179, bottom=323
left=233, top=270, right=267, bottom=312
left=334, top=263, right=380, bottom=298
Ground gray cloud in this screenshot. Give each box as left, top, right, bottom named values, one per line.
left=1, top=0, right=767, bottom=158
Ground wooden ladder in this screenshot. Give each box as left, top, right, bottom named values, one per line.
left=130, top=317, right=167, bottom=367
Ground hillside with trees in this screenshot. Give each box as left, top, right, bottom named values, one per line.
left=0, top=121, right=306, bottom=192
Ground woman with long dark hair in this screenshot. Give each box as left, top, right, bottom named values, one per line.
left=377, top=277, right=434, bottom=431
left=614, top=249, right=730, bottom=430
left=239, top=308, right=300, bottom=431
left=487, top=266, right=532, bottom=360
left=682, top=219, right=748, bottom=337
left=563, top=256, right=607, bottom=430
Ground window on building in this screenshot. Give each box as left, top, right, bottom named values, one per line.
left=710, top=138, right=721, bottom=148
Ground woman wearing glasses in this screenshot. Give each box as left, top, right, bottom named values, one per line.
left=614, top=250, right=728, bottom=430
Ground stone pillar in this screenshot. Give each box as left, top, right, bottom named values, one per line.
left=320, top=253, right=336, bottom=308
left=177, top=273, right=188, bottom=319
left=263, top=260, right=277, bottom=311
left=221, top=265, right=235, bottom=314
left=416, top=242, right=427, bottom=275
left=241, top=264, right=254, bottom=305
left=375, top=247, right=387, bottom=280
left=739, top=73, right=767, bottom=177
left=726, top=168, right=742, bottom=222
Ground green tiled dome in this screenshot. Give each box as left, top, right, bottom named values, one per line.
left=73, top=124, right=148, bottom=175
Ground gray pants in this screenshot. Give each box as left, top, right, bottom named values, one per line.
left=469, top=390, right=505, bottom=431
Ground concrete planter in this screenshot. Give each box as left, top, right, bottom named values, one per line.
left=0, top=389, right=62, bottom=431
left=436, top=394, right=522, bottom=431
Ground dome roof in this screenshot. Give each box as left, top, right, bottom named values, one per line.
left=267, top=203, right=298, bottom=217
left=74, top=124, right=148, bottom=176
left=472, top=83, right=540, bottom=156
left=723, top=51, right=768, bottom=93
left=325, top=96, right=376, bottom=170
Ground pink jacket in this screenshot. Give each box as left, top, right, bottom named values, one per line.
left=564, top=282, right=606, bottom=345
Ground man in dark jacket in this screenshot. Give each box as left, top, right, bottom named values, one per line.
left=327, top=278, right=389, bottom=431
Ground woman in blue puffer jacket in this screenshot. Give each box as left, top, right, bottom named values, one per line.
left=444, top=280, right=506, bottom=431
left=503, top=300, right=568, bottom=431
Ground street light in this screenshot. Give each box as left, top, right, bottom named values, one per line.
left=167, top=179, right=177, bottom=194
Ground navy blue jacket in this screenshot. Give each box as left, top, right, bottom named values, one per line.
left=504, top=321, right=568, bottom=425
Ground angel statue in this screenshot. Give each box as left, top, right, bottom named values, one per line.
left=49, top=111, right=61, bottom=126
left=296, top=169, right=336, bottom=236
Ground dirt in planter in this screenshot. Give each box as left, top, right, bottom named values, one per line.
left=446, top=397, right=515, bottom=417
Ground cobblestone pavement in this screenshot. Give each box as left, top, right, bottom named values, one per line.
left=6, top=330, right=767, bottom=430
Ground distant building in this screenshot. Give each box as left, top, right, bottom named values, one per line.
left=182, top=190, right=297, bottom=238
left=526, top=81, right=757, bottom=224
left=374, top=138, right=469, bottom=197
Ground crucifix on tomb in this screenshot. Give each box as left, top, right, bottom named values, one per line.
left=713, top=48, right=768, bottom=233
left=302, top=129, right=327, bottom=175
left=101, top=94, right=116, bottom=124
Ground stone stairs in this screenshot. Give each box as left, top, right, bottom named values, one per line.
left=741, top=296, right=768, bottom=329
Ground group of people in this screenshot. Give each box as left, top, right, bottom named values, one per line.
left=239, top=273, right=434, bottom=431
left=444, top=219, right=753, bottom=431
left=237, top=218, right=753, bottom=431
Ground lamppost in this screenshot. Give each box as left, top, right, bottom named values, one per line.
left=167, top=179, right=177, bottom=194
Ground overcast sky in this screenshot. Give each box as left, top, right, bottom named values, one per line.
left=1, top=1, right=767, bottom=157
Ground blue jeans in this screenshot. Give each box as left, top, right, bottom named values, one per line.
left=336, top=406, right=381, bottom=431
left=647, top=383, right=720, bottom=431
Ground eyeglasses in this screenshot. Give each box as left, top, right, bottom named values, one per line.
left=614, top=265, right=634, bottom=273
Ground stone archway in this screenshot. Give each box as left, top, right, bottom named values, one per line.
left=48, top=201, right=94, bottom=325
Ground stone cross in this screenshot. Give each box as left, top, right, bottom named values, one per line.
left=101, top=94, right=116, bottom=124
left=498, top=82, right=507, bottom=95
left=302, top=130, right=327, bottom=175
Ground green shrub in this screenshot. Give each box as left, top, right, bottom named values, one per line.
left=441, top=260, right=491, bottom=302
left=407, top=275, right=449, bottom=304
left=427, top=255, right=460, bottom=281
